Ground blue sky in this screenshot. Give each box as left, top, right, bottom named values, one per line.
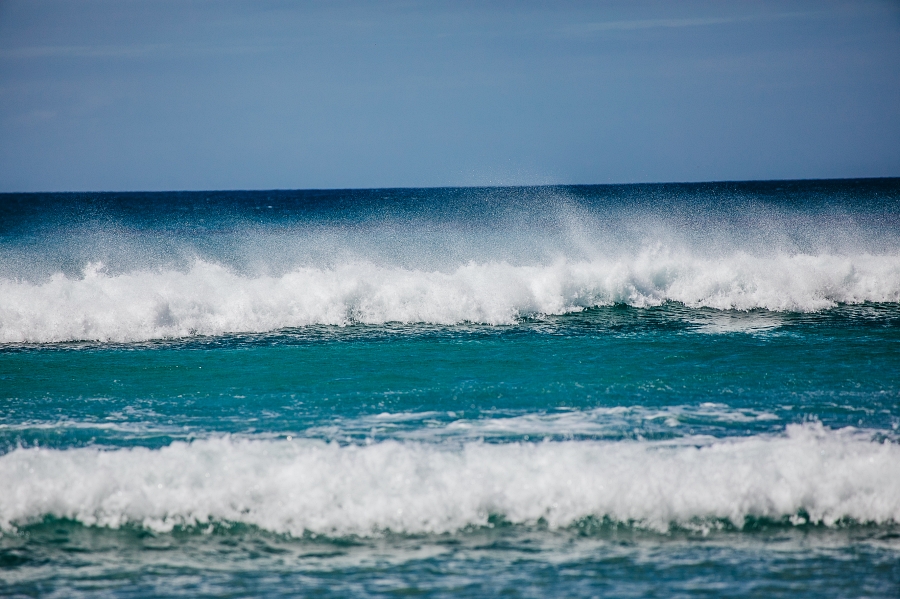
left=0, top=0, right=898, bottom=191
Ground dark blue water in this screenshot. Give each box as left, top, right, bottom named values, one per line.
left=1, top=180, right=899, bottom=597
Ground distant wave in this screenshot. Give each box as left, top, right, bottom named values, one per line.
left=1, top=250, right=899, bottom=343
left=1, top=424, right=897, bottom=535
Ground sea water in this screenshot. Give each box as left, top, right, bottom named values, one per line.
left=1, top=180, right=898, bottom=597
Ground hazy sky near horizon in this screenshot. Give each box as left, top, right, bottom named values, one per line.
left=0, top=0, right=898, bottom=191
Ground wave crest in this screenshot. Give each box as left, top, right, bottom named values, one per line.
left=1, top=424, right=898, bottom=536
left=1, top=251, right=899, bottom=342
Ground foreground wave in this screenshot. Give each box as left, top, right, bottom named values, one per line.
left=2, top=424, right=897, bottom=536
left=2, top=250, right=899, bottom=343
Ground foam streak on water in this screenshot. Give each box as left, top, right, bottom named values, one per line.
left=1, top=424, right=897, bottom=536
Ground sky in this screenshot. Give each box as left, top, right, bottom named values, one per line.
left=0, top=0, right=898, bottom=192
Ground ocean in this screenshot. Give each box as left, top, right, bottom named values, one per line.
left=1, top=180, right=899, bottom=597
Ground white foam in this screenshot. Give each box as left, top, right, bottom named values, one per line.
left=1, top=424, right=898, bottom=535
left=306, top=405, right=783, bottom=443
left=1, top=250, right=898, bottom=343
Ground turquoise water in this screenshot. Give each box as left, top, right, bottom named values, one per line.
left=1, top=181, right=899, bottom=597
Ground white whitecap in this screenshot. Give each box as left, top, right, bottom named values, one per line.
left=1, top=423, right=898, bottom=536
left=0, top=249, right=898, bottom=343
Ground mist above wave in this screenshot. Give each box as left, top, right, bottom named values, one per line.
left=1, top=424, right=897, bottom=536
left=3, top=181, right=899, bottom=279
left=0, top=249, right=898, bottom=343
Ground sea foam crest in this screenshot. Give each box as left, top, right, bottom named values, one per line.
left=2, top=424, right=898, bottom=535
left=1, top=251, right=899, bottom=342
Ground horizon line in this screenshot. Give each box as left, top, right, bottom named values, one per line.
left=2, top=175, right=898, bottom=195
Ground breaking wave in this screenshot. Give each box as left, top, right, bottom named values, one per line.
left=1, top=424, right=898, bottom=536
left=1, top=250, right=898, bottom=343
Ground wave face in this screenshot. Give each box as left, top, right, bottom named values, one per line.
left=1, top=181, right=899, bottom=343
left=2, top=424, right=897, bottom=536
